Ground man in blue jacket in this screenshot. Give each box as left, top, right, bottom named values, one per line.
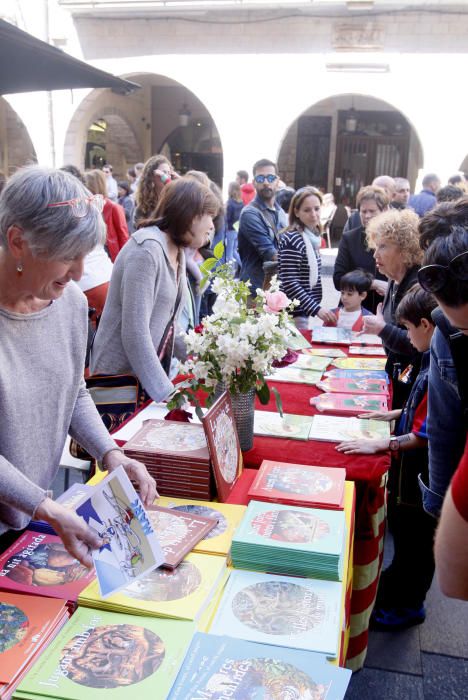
left=409, top=173, right=441, bottom=216
left=238, top=158, right=288, bottom=295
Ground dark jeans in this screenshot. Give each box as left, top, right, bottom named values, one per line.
left=377, top=490, right=437, bottom=609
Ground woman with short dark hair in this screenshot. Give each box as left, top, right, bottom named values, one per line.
left=90, top=178, right=219, bottom=401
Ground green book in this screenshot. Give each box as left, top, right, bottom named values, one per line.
left=14, top=607, right=195, bottom=699
left=253, top=411, right=313, bottom=440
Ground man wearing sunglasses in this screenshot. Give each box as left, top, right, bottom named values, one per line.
left=418, top=227, right=468, bottom=599
left=238, top=158, right=288, bottom=295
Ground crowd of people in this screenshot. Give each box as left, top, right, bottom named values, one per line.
left=0, top=155, right=467, bottom=627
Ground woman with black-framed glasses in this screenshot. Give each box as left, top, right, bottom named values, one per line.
left=0, top=166, right=157, bottom=565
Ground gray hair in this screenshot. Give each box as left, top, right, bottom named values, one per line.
left=0, top=165, right=106, bottom=260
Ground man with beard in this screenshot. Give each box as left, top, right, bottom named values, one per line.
left=238, top=158, right=288, bottom=296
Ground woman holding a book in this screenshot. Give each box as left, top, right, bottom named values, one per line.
left=0, top=166, right=156, bottom=565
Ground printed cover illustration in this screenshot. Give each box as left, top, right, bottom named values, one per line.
left=0, top=531, right=94, bottom=601
left=289, top=354, right=331, bottom=372
left=332, top=356, right=387, bottom=371
left=317, top=377, right=389, bottom=395
left=74, top=465, right=165, bottom=598
left=310, top=415, right=391, bottom=442
left=324, top=368, right=389, bottom=382
left=14, top=607, right=195, bottom=699
left=285, top=322, right=312, bottom=349
left=202, top=392, right=243, bottom=502
left=123, top=418, right=210, bottom=460
left=312, top=328, right=382, bottom=345
left=265, top=366, right=323, bottom=385
left=303, top=347, right=347, bottom=358
left=29, top=484, right=93, bottom=535
left=248, top=460, right=345, bottom=509
left=253, top=410, right=313, bottom=440
left=155, top=497, right=246, bottom=556
left=79, top=553, right=227, bottom=622
left=145, top=505, right=218, bottom=568
left=349, top=345, right=387, bottom=356
left=312, top=393, right=388, bottom=416
left=209, top=570, right=342, bottom=656
left=168, top=632, right=352, bottom=700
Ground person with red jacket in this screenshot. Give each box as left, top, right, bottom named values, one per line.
left=236, top=169, right=255, bottom=206
left=85, top=169, right=129, bottom=262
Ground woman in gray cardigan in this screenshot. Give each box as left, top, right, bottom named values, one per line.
left=0, top=166, right=156, bottom=564
left=90, top=178, right=219, bottom=402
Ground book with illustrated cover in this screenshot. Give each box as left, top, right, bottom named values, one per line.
left=303, top=347, right=347, bottom=358
left=332, top=356, right=387, bottom=371
left=349, top=345, right=387, bottom=356
left=123, top=419, right=210, bottom=462
left=248, top=460, right=345, bottom=509
left=324, top=368, right=389, bottom=382
left=254, top=410, right=313, bottom=441
left=169, top=633, right=351, bottom=700
left=289, top=354, right=331, bottom=372
left=312, top=393, right=388, bottom=416
left=285, top=323, right=312, bottom=350
left=14, top=606, right=195, bottom=700
left=265, top=366, right=323, bottom=385
left=145, top=505, right=218, bottom=569
left=78, top=553, right=227, bottom=622
left=317, top=377, right=389, bottom=395
left=202, top=392, right=243, bottom=501
left=310, top=415, right=391, bottom=443
left=74, top=465, right=165, bottom=599
left=312, top=328, right=383, bottom=346
left=209, top=570, right=342, bottom=656
left=0, top=532, right=95, bottom=602
left=231, top=500, right=346, bottom=580
left=155, top=498, right=246, bottom=556
left=0, top=592, right=69, bottom=699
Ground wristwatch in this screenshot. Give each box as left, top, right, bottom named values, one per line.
left=388, top=437, right=400, bottom=452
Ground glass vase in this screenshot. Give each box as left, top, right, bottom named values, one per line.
left=214, top=383, right=256, bottom=451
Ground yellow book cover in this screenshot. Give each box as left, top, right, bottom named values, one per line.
left=196, top=567, right=232, bottom=633
left=79, top=552, right=227, bottom=621
left=155, top=497, right=246, bottom=556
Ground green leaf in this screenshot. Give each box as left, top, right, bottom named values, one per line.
left=272, top=387, right=283, bottom=417
left=213, top=241, right=225, bottom=260
left=200, top=257, right=217, bottom=275
left=195, top=405, right=205, bottom=422
left=256, top=381, right=270, bottom=405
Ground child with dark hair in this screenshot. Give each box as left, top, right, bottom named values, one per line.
left=326, top=269, right=374, bottom=330
left=336, top=284, right=438, bottom=629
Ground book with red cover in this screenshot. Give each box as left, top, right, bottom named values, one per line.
left=0, top=591, right=69, bottom=699
left=202, top=392, right=243, bottom=502
left=317, top=377, right=389, bottom=395
left=311, top=392, right=388, bottom=416
left=0, top=532, right=95, bottom=602
left=248, top=460, right=345, bottom=510
left=146, top=505, right=218, bottom=568
left=123, top=418, right=210, bottom=462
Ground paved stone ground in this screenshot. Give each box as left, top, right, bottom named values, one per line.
left=54, top=260, right=468, bottom=698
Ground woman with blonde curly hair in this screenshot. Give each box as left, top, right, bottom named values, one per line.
left=362, top=208, right=423, bottom=407
left=134, top=154, right=175, bottom=230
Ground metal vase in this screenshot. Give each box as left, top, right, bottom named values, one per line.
left=214, top=382, right=256, bottom=451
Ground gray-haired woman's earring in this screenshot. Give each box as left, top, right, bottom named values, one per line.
left=16, top=262, right=23, bottom=274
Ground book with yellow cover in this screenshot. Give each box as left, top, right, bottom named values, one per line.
left=155, top=497, right=246, bottom=556
left=78, top=552, right=227, bottom=622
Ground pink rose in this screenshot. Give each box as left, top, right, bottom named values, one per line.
left=264, top=290, right=289, bottom=314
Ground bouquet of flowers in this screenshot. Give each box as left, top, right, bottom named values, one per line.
left=168, top=265, right=298, bottom=417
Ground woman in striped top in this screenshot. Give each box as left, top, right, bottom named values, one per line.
left=278, top=186, right=337, bottom=329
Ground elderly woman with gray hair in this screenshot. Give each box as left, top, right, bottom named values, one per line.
left=0, top=166, right=157, bottom=565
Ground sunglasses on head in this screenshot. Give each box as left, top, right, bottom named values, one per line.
left=417, top=250, right=468, bottom=293
left=254, top=174, right=278, bottom=184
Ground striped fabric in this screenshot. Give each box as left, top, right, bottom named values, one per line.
left=278, top=230, right=322, bottom=317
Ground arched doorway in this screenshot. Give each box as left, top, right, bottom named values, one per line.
left=278, top=94, right=423, bottom=206
left=0, top=98, right=36, bottom=175
left=84, top=112, right=142, bottom=172
left=161, top=122, right=222, bottom=184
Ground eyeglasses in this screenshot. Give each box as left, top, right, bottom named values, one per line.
left=254, top=174, right=278, bottom=184
left=47, top=194, right=105, bottom=218
left=418, top=251, right=468, bottom=293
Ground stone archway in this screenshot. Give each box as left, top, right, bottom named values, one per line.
left=0, top=97, right=37, bottom=175
left=277, top=93, right=424, bottom=205
left=83, top=111, right=143, bottom=175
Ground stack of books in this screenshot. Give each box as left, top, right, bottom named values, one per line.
left=123, top=419, right=214, bottom=499
left=169, top=632, right=352, bottom=699
left=231, top=500, right=346, bottom=581
left=0, top=532, right=95, bottom=612
left=0, top=592, right=69, bottom=700
left=155, top=497, right=247, bottom=556
left=78, top=552, right=228, bottom=622
left=14, top=606, right=195, bottom=700
left=209, top=569, right=342, bottom=657
left=248, top=460, right=346, bottom=510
